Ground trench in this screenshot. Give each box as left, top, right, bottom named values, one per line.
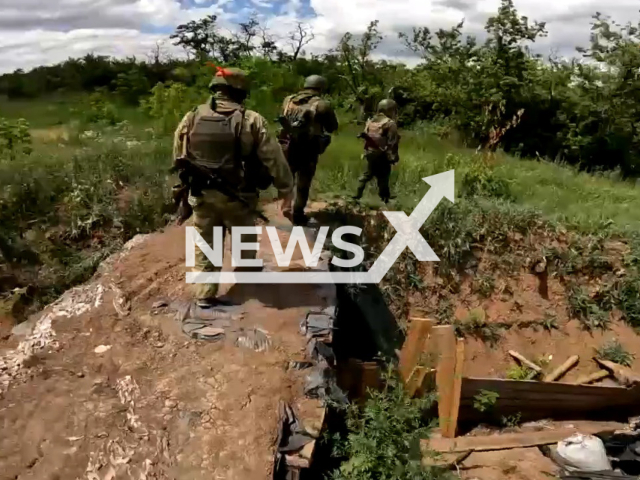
left=294, top=206, right=408, bottom=479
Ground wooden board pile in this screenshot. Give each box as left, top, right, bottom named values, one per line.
left=394, top=317, right=640, bottom=470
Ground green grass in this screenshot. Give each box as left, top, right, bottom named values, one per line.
left=595, top=339, right=635, bottom=367
left=498, top=157, right=640, bottom=233
left=315, top=125, right=640, bottom=236
left=1, top=92, right=640, bottom=314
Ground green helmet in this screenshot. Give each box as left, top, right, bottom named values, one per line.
left=304, top=75, right=328, bottom=91
left=377, top=98, right=398, bottom=117
left=208, top=67, right=250, bottom=92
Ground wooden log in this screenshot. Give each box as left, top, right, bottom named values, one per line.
left=398, top=318, right=434, bottom=383
left=445, top=338, right=465, bottom=438
left=573, top=370, right=610, bottom=385
left=595, top=358, right=640, bottom=387
left=544, top=355, right=580, bottom=382
left=424, top=422, right=626, bottom=453
left=508, top=350, right=542, bottom=374
left=434, top=325, right=457, bottom=437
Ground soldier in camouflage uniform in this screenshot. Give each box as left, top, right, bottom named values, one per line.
left=173, top=67, right=293, bottom=307
left=278, top=75, right=339, bottom=225
left=353, top=99, right=400, bottom=204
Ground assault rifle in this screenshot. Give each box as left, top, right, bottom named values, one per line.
left=170, top=157, right=269, bottom=223
left=357, top=132, right=387, bottom=152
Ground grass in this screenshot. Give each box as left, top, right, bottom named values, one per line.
left=2, top=91, right=640, bottom=319
left=596, top=340, right=636, bottom=367
left=316, top=124, right=640, bottom=236
left=506, top=364, right=537, bottom=381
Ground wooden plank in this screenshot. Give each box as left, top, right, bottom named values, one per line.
left=398, top=318, right=434, bottom=383
left=434, top=325, right=457, bottom=437
left=360, top=362, right=381, bottom=397
left=462, top=377, right=632, bottom=397
left=544, top=355, right=579, bottom=382
left=573, top=370, right=610, bottom=385
left=445, top=338, right=465, bottom=438
left=406, top=366, right=425, bottom=398
left=424, top=423, right=626, bottom=453
left=508, top=350, right=542, bottom=373
left=459, top=377, right=640, bottom=423
left=595, top=358, right=640, bottom=387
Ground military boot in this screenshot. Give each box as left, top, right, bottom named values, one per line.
left=352, top=186, right=365, bottom=201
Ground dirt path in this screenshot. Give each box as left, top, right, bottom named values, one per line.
left=0, top=207, right=332, bottom=480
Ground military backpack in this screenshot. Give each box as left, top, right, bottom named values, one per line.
left=282, top=92, right=321, bottom=141
left=364, top=115, right=392, bottom=153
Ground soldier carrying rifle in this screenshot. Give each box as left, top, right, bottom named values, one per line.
left=353, top=99, right=401, bottom=204
left=171, top=66, right=293, bottom=308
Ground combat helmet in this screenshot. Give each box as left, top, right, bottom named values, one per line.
left=377, top=98, right=398, bottom=118
left=208, top=67, right=250, bottom=92
left=304, top=75, right=328, bottom=91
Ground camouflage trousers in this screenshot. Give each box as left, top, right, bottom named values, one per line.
left=355, top=153, right=392, bottom=201
left=281, top=152, right=319, bottom=220
left=189, top=188, right=259, bottom=300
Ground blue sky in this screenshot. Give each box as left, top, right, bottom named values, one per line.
left=0, top=0, right=639, bottom=74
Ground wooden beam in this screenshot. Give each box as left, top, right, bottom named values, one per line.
left=573, top=370, right=610, bottom=385
left=508, top=350, right=542, bottom=374
left=595, top=358, right=640, bottom=387
left=424, top=422, right=626, bottom=453
left=398, top=318, right=434, bottom=383
left=544, top=355, right=580, bottom=382
left=434, top=325, right=457, bottom=437
left=445, top=338, right=465, bottom=438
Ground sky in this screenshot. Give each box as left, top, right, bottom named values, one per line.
left=0, top=0, right=638, bottom=74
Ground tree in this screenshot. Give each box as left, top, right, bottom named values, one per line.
left=336, top=20, right=385, bottom=120
left=288, top=22, right=315, bottom=61
left=170, top=15, right=220, bottom=61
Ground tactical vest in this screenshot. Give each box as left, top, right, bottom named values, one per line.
left=282, top=92, right=321, bottom=140
left=364, top=115, right=392, bottom=152
left=187, top=103, right=245, bottom=184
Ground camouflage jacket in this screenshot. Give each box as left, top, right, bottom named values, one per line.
left=363, top=113, right=400, bottom=164
left=173, top=93, right=293, bottom=197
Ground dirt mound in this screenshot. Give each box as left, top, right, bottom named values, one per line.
left=0, top=210, right=332, bottom=479
left=407, top=236, right=640, bottom=383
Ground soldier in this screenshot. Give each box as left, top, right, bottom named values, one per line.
left=278, top=75, right=339, bottom=225
left=173, top=67, right=293, bottom=308
left=353, top=99, right=400, bottom=204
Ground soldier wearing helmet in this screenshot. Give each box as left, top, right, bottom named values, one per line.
left=173, top=67, right=293, bottom=308
left=278, top=75, right=339, bottom=225
left=353, top=99, right=400, bottom=204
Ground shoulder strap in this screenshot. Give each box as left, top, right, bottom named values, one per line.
left=235, top=107, right=246, bottom=170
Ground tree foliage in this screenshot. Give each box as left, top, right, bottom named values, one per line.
left=3, top=0, right=640, bottom=175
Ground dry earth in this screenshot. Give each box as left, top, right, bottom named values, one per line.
left=0, top=205, right=332, bottom=480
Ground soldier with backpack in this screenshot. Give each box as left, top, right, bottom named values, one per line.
left=353, top=99, right=400, bottom=204
left=278, top=75, right=339, bottom=225
left=172, top=66, right=293, bottom=308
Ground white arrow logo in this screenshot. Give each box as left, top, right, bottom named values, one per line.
left=186, top=170, right=455, bottom=284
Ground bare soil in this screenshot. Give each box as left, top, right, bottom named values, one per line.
left=410, top=265, right=640, bottom=383
left=0, top=206, right=331, bottom=480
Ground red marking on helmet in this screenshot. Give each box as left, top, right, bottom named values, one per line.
left=215, top=66, right=234, bottom=77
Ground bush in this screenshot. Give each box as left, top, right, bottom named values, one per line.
left=329, top=365, right=452, bottom=480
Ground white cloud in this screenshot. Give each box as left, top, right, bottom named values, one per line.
left=1, top=0, right=640, bottom=74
